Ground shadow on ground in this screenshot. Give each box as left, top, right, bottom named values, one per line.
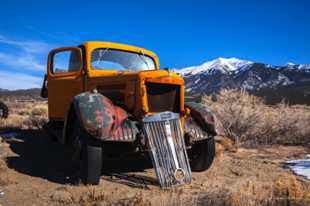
left=2, top=129, right=156, bottom=187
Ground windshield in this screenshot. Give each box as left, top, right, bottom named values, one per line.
left=91, top=48, right=156, bottom=71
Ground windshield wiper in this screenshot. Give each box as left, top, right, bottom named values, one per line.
left=139, top=50, right=150, bottom=70
left=96, top=47, right=110, bottom=67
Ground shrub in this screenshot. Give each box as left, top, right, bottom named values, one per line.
left=28, top=104, right=48, bottom=129
left=0, top=101, right=48, bottom=129
left=31, top=104, right=48, bottom=116
left=203, top=90, right=310, bottom=147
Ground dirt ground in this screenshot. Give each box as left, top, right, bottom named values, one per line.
left=0, top=129, right=310, bottom=206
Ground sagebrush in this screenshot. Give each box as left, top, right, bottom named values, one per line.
left=203, top=90, right=310, bottom=147
left=0, top=101, right=48, bottom=130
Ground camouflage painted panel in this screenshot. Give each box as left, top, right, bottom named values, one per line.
left=73, top=92, right=138, bottom=141
left=184, top=117, right=209, bottom=141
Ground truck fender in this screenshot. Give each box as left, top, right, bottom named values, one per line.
left=185, top=102, right=224, bottom=138
left=63, top=91, right=138, bottom=142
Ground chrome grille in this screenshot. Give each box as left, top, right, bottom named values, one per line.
left=104, top=120, right=138, bottom=142
left=143, top=112, right=192, bottom=188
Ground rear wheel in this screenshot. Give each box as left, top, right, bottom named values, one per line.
left=0, top=101, right=9, bottom=119
left=188, top=136, right=215, bottom=172
left=67, top=117, right=102, bottom=185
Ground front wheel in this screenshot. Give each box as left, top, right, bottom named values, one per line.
left=80, top=137, right=102, bottom=185
left=68, top=117, right=102, bottom=185
left=188, top=136, right=215, bottom=172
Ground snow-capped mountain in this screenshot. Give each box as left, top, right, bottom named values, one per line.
left=282, top=63, right=310, bottom=72
left=179, top=58, right=310, bottom=101
left=180, top=57, right=253, bottom=76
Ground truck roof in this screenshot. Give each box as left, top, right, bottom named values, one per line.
left=82, top=41, right=158, bottom=58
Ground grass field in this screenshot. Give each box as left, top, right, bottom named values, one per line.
left=0, top=90, right=310, bottom=206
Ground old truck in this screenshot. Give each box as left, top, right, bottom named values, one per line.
left=41, top=41, right=217, bottom=187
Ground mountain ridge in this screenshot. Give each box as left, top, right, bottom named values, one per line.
left=1, top=58, right=309, bottom=104
left=179, top=57, right=310, bottom=104
left=179, top=57, right=310, bottom=75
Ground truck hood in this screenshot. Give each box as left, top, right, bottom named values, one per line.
left=88, top=69, right=184, bottom=85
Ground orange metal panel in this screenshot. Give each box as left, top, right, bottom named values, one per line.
left=46, top=41, right=185, bottom=124
left=47, top=47, right=83, bottom=120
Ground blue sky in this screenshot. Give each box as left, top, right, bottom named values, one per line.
left=0, top=0, right=309, bottom=89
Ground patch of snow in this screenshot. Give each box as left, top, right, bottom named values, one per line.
left=256, top=75, right=262, bottom=81
left=194, top=77, right=200, bottom=84
left=298, top=64, right=310, bottom=72
left=287, top=154, right=310, bottom=179
left=179, top=57, right=253, bottom=76
left=266, top=64, right=274, bottom=68
left=279, top=75, right=293, bottom=86
left=286, top=62, right=295, bottom=66
left=282, top=63, right=310, bottom=72
left=241, top=81, right=254, bottom=90
left=185, top=87, right=192, bottom=92
left=259, top=74, right=293, bottom=88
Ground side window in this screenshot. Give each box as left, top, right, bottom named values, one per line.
left=52, top=49, right=81, bottom=73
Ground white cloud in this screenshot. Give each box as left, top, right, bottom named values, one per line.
left=0, top=52, right=45, bottom=71
left=0, top=34, right=53, bottom=54
left=0, top=35, right=56, bottom=90
left=0, top=34, right=54, bottom=72
left=0, top=71, right=42, bottom=90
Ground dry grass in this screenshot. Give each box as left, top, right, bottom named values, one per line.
left=203, top=90, right=310, bottom=147
left=0, top=100, right=48, bottom=186
left=49, top=186, right=154, bottom=206
left=0, top=158, right=9, bottom=186
left=46, top=146, right=310, bottom=206
left=2, top=90, right=309, bottom=146
left=0, top=101, right=48, bottom=130
left=49, top=174, right=310, bottom=206
left=1, top=95, right=310, bottom=205
left=0, top=137, right=9, bottom=186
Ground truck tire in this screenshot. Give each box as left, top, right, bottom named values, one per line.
left=67, top=116, right=102, bottom=185
left=0, top=101, right=9, bottom=119
left=188, top=136, right=215, bottom=172
left=80, top=137, right=102, bottom=185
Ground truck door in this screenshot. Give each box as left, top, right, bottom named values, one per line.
left=47, top=47, right=84, bottom=120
